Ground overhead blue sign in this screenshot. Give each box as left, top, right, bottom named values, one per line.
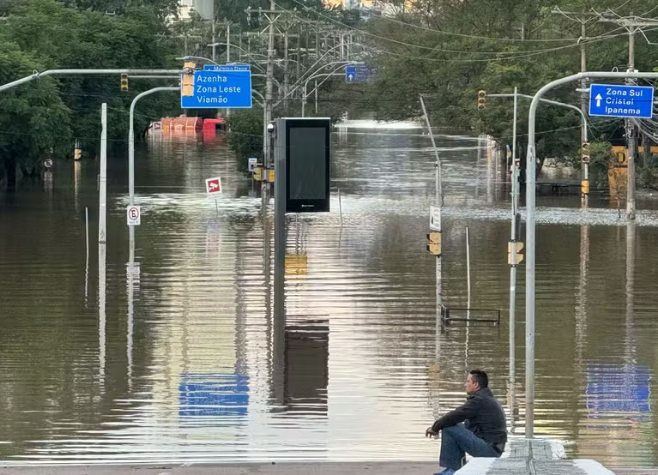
left=345, top=65, right=374, bottom=83
left=181, top=64, right=252, bottom=109
left=589, top=83, right=654, bottom=119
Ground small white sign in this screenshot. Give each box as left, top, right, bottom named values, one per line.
left=248, top=157, right=258, bottom=172
left=44, top=158, right=53, bottom=169
left=127, top=206, right=141, bottom=226
left=127, top=263, right=140, bottom=278
left=205, top=177, right=223, bottom=194
left=430, top=206, right=441, bottom=232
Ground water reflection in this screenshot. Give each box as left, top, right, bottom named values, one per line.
left=2, top=128, right=658, bottom=467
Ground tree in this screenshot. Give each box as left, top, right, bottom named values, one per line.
left=0, top=43, right=71, bottom=188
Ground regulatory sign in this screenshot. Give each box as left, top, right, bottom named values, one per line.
left=345, top=65, right=374, bottom=83
left=181, top=65, right=252, bottom=109
left=43, top=158, right=53, bottom=169
left=127, top=206, right=141, bottom=226
left=430, top=205, right=441, bottom=232
left=205, top=177, right=222, bottom=194
left=589, top=84, right=654, bottom=119
left=248, top=157, right=258, bottom=172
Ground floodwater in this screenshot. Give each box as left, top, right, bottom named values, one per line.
left=1, top=121, right=658, bottom=469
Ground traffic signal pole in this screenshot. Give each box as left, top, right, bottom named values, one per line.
left=419, top=95, right=443, bottom=360
left=525, top=70, right=658, bottom=439
left=486, top=91, right=589, bottom=202
left=0, top=68, right=182, bottom=93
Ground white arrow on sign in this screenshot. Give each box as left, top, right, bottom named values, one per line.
left=348, top=74, right=354, bottom=81
left=595, top=94, right=602, bottom=108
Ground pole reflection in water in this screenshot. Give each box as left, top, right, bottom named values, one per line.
left=98, top=242, right=106, bottom=393
left=126, top=262, right=138, bottom=391
left=576, top=225, right=589, bottom=364
left=74, top=160, right=82, bottom=214
left=625, top=222, right=635, bottom=356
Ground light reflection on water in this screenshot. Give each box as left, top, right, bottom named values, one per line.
left=0, top=126, right=657, bottom=468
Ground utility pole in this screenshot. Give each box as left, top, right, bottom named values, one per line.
left=626, top=21, right=637, bottom=220
left=595, top=13, right=658, bottom=220
left=284, top=29, right=289, bottom=110
left=551, top=8, right=597, bottom=204
left=248, top=1, right=283, bottom=168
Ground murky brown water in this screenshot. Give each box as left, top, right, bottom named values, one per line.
left=2, top=123, right=658, bottom=468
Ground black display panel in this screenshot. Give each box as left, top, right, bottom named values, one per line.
left=285, top=119, right=331, bottom=213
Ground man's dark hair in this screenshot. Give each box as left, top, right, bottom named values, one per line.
left=469, top=370, right=489, bottom=388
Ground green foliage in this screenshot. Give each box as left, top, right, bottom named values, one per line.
left=320, top=0, right=658, bottom=183
left=227, top=109, right=263, bottom=173
left=0, top=0, right=180, bottom=187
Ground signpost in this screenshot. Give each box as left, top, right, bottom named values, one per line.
left=205, top=177, right=223, bottom=194
left=345, top=65, right=374, bottom=83
left=589, top=84, right=654, bottom=118
left=248, top=157, right=258, bottom=173
left=181, top=65, right=252, bottom=109
left=127, top=206, right=141, bottom=226
left=430, top=206, right=441, bottom=232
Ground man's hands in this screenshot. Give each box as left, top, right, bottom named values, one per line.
left=425, top=426, right=438, bottom=438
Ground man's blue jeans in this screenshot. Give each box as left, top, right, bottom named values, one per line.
left=439, top=424, right=502, bottom=470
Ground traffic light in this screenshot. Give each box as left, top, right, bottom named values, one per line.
left=181, top=61, right=196, bottom=97
left=477, top=90, right=486, bottom=110
left=120, top=74, right=129, bottom=92
left=508, top=241, right=524, bottom=266
left=427, top=232, right=441, bottom=256
left=581, top=142, right=590, bottom=164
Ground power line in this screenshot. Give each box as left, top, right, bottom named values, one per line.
left=295, top=0, right=577, bottom=43
left=280, top=5, right=633, bottom=63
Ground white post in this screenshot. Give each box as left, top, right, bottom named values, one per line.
left=99, top=104, right=107, bottom=244
left=508, top=87, right=519, bottom=429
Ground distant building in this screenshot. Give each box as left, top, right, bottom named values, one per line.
left=323, top=0, right=414, bottom=14
left=177, top=0, right=213, bottom=20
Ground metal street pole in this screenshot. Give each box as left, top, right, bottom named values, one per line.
left=509, top=87, right=519, bottom=416
left=264, top=0, right=276, bottom=166
left=0, top=68, right=182, bottom=93
left=99, top=103, right=107, bottom=245
left=525, top=70, right=658, bottom=439
left=283, top=30, right=290, bottom=110
left=301, top=70, right=345, bottom=117
left=419, top=95, right=443, bottom=361
left=212, top=22, right=216, bottom=62
left=128, top=86, right=179, bottom=264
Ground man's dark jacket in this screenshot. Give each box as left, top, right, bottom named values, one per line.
left=431, top=387, right=507, bottom=445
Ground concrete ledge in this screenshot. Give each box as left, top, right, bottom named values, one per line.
left=456, top=458, right=616, bottom=474
left=0, top=463, right=439, bottom=475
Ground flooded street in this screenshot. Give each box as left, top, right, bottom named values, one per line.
left=2, top=122, right=658, bottom=469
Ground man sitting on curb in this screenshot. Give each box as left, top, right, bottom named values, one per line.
left=425, top=370, right=507, bottom=475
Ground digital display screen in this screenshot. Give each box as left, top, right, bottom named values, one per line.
left=288, top=127, right=327, bottom=200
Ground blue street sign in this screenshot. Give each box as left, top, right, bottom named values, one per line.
left=345, top=65, right=374, bottom=83
left=181, top=64, right=252, bottom=109
left=589, top=83, right=654, bottom=118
